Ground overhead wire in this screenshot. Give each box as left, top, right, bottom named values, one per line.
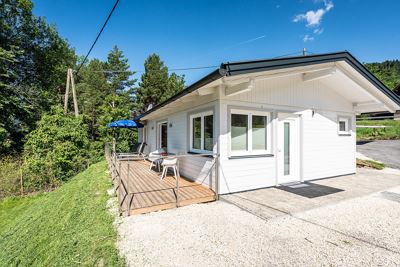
left=75, top=50, right=311, bottom=74
left=75, top=0, right=120, bottom=76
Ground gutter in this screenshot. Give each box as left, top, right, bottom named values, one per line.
left=138, top=68, right=225, bottom=120
left=137, top=51, right=400, bottom=120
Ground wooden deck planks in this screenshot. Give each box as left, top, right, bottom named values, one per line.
left=115, top=159, right=215, bottom=215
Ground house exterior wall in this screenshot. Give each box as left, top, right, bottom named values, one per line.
left=217, top=74, right=356, bottom=194
left=143, top=96, right=218, bottom=186
left=142, top=73, right=356, bottom=195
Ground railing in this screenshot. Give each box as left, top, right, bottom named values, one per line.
left=105, top=144, right=131, bottom=214
left=105, top=143, right=219, bottom=216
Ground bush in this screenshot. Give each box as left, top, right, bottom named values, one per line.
left=0, top=156, right=22, bottom=198
left=22, top=106, right=90, bottom=191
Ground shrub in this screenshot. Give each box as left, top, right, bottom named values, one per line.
left=0, top=156, right=22, bottom=198
left=22, top=106, right=90, bottom=191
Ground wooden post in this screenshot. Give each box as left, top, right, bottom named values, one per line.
left=64, top=69, right=70, bottom=114
left=19, top=161, right=24, bottom=195
left=63, top=68, right=79, bottom=117
left=176, top=162, right=180, bottom=208
left=70, top=69, right=79, bottom=117
left=127, top=162, right=131, bottom=215
left=215, top=155, right=219, bottom=200
left=118, top=161, right=122, bottom=185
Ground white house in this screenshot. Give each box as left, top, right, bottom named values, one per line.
left=136, top=52, right=400, bottom=194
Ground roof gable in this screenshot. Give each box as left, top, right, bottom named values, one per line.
left=138, top=51, right=400, bottom=119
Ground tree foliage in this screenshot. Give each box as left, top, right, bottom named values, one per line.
left=365, top=60, right=400, bottom=92
left=0, top=0, right=76, bottom=154
left=75, top=46, right=137, bottom=156
left=134, top=53, right=185, bottom=111
left=22, top=106, right=90, bottom=191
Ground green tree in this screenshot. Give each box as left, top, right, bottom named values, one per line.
left=22, top=106, right=90, bottom=191
left=365, top=60, right=400, bottom=91
left=97, top=94, right=138, bottom=155
left=76, top=47, right=138, bottom=154
left=134, top=53, right=185, bottom=111
left=0, top=0, right=76, bottom=154
left=76, top=59, right=110, bottom=140
left=106, top=45, right=136, bottom=96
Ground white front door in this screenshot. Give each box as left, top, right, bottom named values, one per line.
left=277, top=113, right=300, bottom=184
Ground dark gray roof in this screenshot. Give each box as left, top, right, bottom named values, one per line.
left=138, top=51, right=400, bottom=119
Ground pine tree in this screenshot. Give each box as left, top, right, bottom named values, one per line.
left=106, top=45, right=136, bottom=96
left=135, top=54, right=185, bottom=111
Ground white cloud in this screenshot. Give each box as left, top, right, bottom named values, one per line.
left=293, top=1, right=334, bottom=27
left=303, top=35, right=314, bottom=42
left=313, top=28, right=324, bottom=35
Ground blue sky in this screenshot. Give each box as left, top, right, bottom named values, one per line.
left=33, top=0, right=400, bottom=85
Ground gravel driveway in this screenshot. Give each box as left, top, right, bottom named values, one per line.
left=357, top=140, right=400, bottom=169
left=117, top=168, right=400, bottom=266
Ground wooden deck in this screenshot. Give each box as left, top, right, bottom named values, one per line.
left=114, top=159, right=216, bottom=215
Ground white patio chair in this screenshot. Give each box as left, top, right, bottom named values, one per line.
left=160, top=157, right=179, bottom=181
left=148, top=149, right=164, bottom=172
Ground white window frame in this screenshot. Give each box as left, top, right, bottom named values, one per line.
left=230, top=109, right=272, bottom=156
left=157, top=121, right=168, bottom=149
left=189, top=110, right=214, bottom=153
left=338, top=116, right=351, bottom=135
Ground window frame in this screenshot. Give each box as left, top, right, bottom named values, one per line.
left=229, top=109, right=272, bottom=156
left=338, top=116, right=351, bottom=136
left=189, top=110, right=214, bottom=153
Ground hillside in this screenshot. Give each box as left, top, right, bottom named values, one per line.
left=365, top=60, right=400, bottom=93
left=0, top=161, right=124, bottom=266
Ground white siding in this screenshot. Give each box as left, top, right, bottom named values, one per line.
left=217, top=74, right=356, bottom=194
left=221, top=74, right=353, bottom=112
left=302, top=110, right=356, bottom=180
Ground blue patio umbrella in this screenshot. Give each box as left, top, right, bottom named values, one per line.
left=107, top=120, right=144, bottom=153
left=107, top=119, right=144, bottom=129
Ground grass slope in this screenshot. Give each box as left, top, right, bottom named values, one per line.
left=0, top=161, right=124, bottom=266
left=357, top=120, right=400, bottom=140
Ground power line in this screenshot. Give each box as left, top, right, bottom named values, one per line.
left=75, top=0, right=120, bottom=76
left=74, top=50, right=314, bottom=74
left=75, top=65, right=220, bottom=74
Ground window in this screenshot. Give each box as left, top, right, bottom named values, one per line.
left=230, top=109, right=271, bottom=155
left=190, top=111, right=214, bottom=152
left=338, top=117, right=350, bottom=135
left=231, top=114, right=248, bottom=151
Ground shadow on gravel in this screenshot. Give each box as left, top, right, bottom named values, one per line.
left=277, top=182, right=344, bottom=198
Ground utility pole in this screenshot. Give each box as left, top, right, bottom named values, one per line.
left=64, top=68, right=79, bottom=117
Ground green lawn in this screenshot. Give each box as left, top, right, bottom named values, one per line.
left=0, top=161, right=124, bottom=266
left=357, top=119, right=400, bottom=140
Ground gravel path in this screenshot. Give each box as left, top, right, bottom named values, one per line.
left=118, top=186, right=400, bottom=266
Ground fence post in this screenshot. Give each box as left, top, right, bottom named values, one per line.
left=127, top=162, right=131, bottom=216
left=118, top=161, right=122, bottom=186
left=19, top=161, right=24, bottom=195
left=215, top=154, right=219, bottom=200
left=176, top=162, right=180, bottom=208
